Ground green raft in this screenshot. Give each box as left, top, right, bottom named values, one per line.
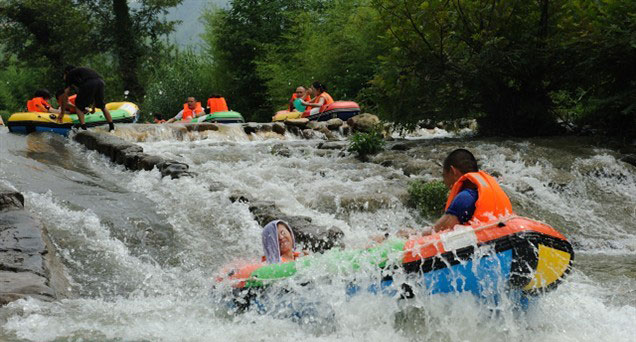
left=243, top=240, right=406, bottom=288
left=7, top=101, right=138, bottom=136
left=186, top=111, right=245, bottom=124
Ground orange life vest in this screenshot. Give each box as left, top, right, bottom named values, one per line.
left=314, top=92, right=334, bottom=112
left=26, top=97, right=51, bottom=113
left=182, top=102, right=203, bottom=121
left=207, top=97, right=229, bottom=113
left=444, top=171, right=513, bottom=224
left=67, top=95, right=77, bottom=113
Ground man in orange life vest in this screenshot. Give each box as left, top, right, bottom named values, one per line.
left=166, top=97, right=205, bottom=123
left=394, top=149, right=513, bottom=239
left=206, top=94, right=229, bottom=114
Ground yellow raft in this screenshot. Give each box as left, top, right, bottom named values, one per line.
left=272, top=110, right=303, bottom=122
left=7, top=102, right=138, bottom=136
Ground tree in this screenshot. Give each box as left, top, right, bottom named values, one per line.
left=79, top=0, right=183, bottom=102
left=256, top=0, right=387, bottom=111
left=0, top=0, right=94, bottom=67
left=201, top=0, right=327, bottom=121
left=0, top=0, right=182, bottom=104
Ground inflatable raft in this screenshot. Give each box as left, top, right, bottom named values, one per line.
left=181, top=110, right=245, bottom=124
left=7, top=102, right=138, bottom=136
left=272, top=110, right=302, bottom=122
left=306, top=101, right=360, bottom=122
left=216, top=216, right=573, bottom=310
left=272, top=101, right=361, bottom=122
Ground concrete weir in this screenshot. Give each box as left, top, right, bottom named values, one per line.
left=0, top=184, right=71, bottom=306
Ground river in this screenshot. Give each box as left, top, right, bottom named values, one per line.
left=0, top=126, right=634, bottom=341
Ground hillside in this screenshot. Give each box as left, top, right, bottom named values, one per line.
left=166, top=0, right=229, bottom=48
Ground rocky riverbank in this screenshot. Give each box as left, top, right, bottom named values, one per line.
left=0, top=183, right=70, bottom=306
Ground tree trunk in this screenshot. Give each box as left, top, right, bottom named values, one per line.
left=538, top=0, right=549, bottom=40
left=112, top=0, right=144, bottom=102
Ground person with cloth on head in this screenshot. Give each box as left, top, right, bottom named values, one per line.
left=261, top=220, right=301, bottom=264
left=166, top=96, right=205, bottom=123
left=301, top=82, right=334, bottom=116
left=375, top=149, right=514, bottom=243
left=26, top=89, right=55, bottom=113
left=58, top=65, right=115, bottom=131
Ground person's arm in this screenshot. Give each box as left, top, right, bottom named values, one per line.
left=432, top=188, right=476, bottom=233
left=166, top=110, right=184, bottom=123
left=302, top=97, right=325, bottom=107
left=431, top=214, right=460, bottom=233
left=57, top=88, right=69, bottom=122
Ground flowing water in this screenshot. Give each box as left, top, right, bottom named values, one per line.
left=0, top=126, right=634, bottom=341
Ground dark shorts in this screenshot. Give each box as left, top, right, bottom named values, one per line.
left=76, top=78, right=105, bottom=111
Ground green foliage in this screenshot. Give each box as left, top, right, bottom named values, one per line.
left=143, top=50, right=217, bottom=121
left=408, top=180, right=449, bottom=219
left=0, top=0, right=94, bottom=67
left=0, top=111, right=11, bottom=124
left=348, top=126, right=385, bottom=158
left=0, top=63, right=50, bottom=113
left=200, top=0, right=327, bottom=122
left=0, top=0, right=632, bottom=141
left=0, top=0, right=182, bottom=107
left=256, top=0, right=387, bottom=109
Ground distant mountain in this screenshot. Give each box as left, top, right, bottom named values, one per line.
left=166, top=0, right=229, bottom=48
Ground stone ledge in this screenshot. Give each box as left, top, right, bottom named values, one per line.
left=74, top=131, right=193, bottom=179
left=0, top=194, right=71, bottom=306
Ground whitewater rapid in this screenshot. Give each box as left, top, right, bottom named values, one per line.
left=0, top=127, right=634, bottom=341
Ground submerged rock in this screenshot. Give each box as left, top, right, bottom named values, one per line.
left=272, top=123, right=286, bottom=135
left=183, top=123, right=220, bottom=132
left=621, top=154, right=636, bottom=167
left=317, top=141, right=347, bottom=150
left=340, top=123, right=351, bottom=136
left=271, top=144, right=291, bottom=157
left=229, top=192, right=250, bottom=203
left=139, top=155, right=165, bottom=171
left=0, top=184, right=23, bottom=211
left=208, top=181, right=225, bottom=192
left=243, top=123, right=258, bottom=135
left=159, top=161, right=194, bottom=179
left=302, top=129, right=316, bottom=139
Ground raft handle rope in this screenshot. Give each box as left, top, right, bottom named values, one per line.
left=405, top=215, right=521, bottom=259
